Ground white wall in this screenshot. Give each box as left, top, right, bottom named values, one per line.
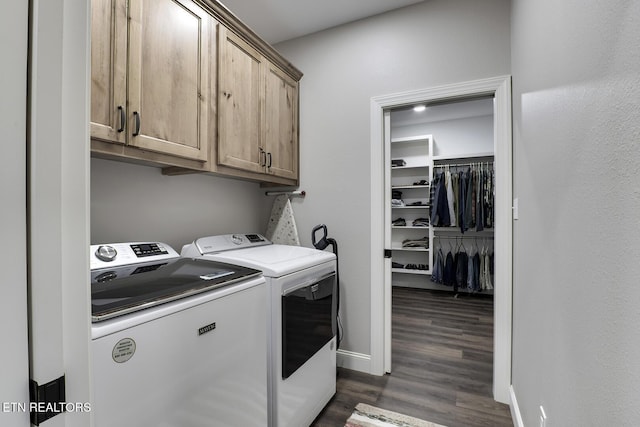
left=275, top=0, right=510, bottom=358
left=91, top=158, right=271, bottom=251
left=392, top=116, right=494, bottom=156
left=511, top=0, right=640, bottom=425
left=0, top=2, right=30, bottom=425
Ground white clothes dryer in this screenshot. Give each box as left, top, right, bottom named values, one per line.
left=182, top=234, right=337, bottom=427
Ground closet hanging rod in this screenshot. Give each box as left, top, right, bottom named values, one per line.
left=433, top=161, right=494, bottom=169
left=264, top=190, right=306, bottom=197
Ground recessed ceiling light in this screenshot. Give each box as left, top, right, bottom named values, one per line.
left=413, top=105, right=426, bottom=112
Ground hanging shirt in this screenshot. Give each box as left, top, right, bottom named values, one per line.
left=473, top=252, right=481, bottom=292
left=483, top=251, right=493, bottom=290
left=443, top=251, right=455, bottom=287
left=430, top=172, right=451, bottom=227
left=446, top=169, right=456, bottom=227
left=476, top=168, right=485, bottom=232
left=458, top=170, right=467, bottom=233
left=452, top=172, right=460, bottom=228
left=431, top=248, right=444, bottom=284
left=454, top=250, right=468, bottom=293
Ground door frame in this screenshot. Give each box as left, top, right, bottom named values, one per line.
left=29, top=0, right=92, bottom=425
left=369, top=76, right=513, bottom=404
left=0, top=2, right=30, bottom=425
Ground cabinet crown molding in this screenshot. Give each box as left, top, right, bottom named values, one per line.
left=195, top=0, right=303, bottom=81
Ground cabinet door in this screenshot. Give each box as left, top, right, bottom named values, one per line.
left=217, top=26, right=266, bottom=174
left=265, top=64, right=299, bottom=180
left=90, top=0, right=127, bottom=145
left=127, top=0, right=211, bottom=161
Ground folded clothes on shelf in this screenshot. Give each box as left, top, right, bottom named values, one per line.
left=392, top=217, right=406, bottom=226
left=412, top=218, right=429, bottom=227
left=392, top=190, right=403, bottom=199
left=391, top=199, right=405, bottom=207
left=405, top=263, right=429, bottom=270
left=391, top=159, right=406, bottom=167
left=401, top=237, right=429, bottom=249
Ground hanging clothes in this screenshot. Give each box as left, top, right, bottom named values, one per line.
left=431, top=163, right=495, bottom=234
left=431, top=238, right=493, bottom=293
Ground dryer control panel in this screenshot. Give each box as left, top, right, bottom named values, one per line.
left=185, top=234, right=272, bottom=256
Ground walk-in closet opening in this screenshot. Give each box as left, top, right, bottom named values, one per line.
left=370, top=76, right=513, bottom=404
left=386, top=96, right=499, bottom=403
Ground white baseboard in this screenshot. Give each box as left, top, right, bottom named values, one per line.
left=509, top=385, right=524, bottom=427
left=336, top=349, right=371, bottom=373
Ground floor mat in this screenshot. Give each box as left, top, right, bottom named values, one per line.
left=345, top=403, right=447, bottom=427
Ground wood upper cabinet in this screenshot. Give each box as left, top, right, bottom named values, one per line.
left=91, top=0, right=213, bottom=162
left=91, top=0, right=127, bottom=145
left=92, top=0, right=302, bottom=183
left=265, top=63, right=299, bottom=180
left=217, top=26, right=265, bottom=174
left=217, top=25, right=300, bottom=182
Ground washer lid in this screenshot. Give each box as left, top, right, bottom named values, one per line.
left=91, top=258, right=262, bottom=322
left=207, top=244, right=335, bottom=277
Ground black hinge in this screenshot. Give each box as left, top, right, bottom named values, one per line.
left=384, top=249, right=392, bottom=258
left=29, top=375, right=66, bottom=425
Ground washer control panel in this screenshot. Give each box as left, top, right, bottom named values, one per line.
left=90, top=242, right=178, bottom=270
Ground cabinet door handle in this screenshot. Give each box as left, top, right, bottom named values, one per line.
left=117, top=106, right=125, bottom=133
left=259, top=148, right=266, bottom=167
left=267, top=152, right=272, bottom=169
left=132, top=111, right=140, bottom=136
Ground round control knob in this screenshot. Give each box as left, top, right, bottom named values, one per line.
left=95, top=245, right=117, bottom=262
left=231, top=234, right=243, bottom=245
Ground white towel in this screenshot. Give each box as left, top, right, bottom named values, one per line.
left=265, top=195, right=300, bottom=246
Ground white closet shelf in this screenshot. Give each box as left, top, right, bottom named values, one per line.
left=392, top=268, right=431, bottom=275
left=391, top=247, right=429, bottom=252
left=391, top=185, right=429, bottom=189
left=433, top=227, right=494, bottom=234
left=391, top=165, right=429, bottom=170
left=391, top=135, right=432, bottom=144
left=432, top=152, right=494, bottom=161
left=392, top=205, right=429, bottom=209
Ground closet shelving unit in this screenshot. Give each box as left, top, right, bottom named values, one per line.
left=389, top=135, right=433, bottom=277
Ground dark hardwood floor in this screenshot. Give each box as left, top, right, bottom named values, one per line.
left=311, top=287, right=513, bottom=427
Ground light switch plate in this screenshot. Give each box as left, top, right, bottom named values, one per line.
left=539, top=405, right=547, bottom=427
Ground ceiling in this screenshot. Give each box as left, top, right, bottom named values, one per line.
left=391, top=97, right=494, bottom=127
left=218, top=0, right=425, bottom=44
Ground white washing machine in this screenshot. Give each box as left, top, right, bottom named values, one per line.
left=182, top=234, right=337, bottom=427
left=90, top=242, right=268, bottom=427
